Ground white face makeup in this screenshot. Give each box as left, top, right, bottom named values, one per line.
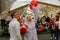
left=26, top=15, right=32, bottom=22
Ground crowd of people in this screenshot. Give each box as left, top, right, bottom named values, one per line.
left=9, top=11, right=38, bottom=40
left=36, top=12, right=60, bottom=40
left=1, top=11, right=60, bottom=40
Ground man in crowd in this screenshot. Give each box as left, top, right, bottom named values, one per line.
left=9, top=11, right=22, bottom=40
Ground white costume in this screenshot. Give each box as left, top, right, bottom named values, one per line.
left=9, top=18, right=22, bottom=40
left=24, top=21, right=38, bottom=40
left=24, top=6, right=38, bottom=40
left=24, top=1, right=40, bottom=40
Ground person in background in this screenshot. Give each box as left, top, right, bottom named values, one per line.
left=54, top=14, right=60, bottom=40
left=49, top=14, right=56, bottom=40
left=9, top=11, right=22, bottom=40
left=58, top=12, right=60, bottom=35
left=1, top=19, right=8, bottom=37
left=1, top=19, right=6, bottom=29
left=41, top=15, right=46, bottom=27
left=57, top=12, right=60, bottom=31
left=55, top=12, right=60, bottom=40
left=36, top=17, right=41, bottom=28
left=6, top=15, right=12, bottom=25
left=45, top=15, right=50, bottom=27
left=45, top=15, right=50, bottom=23
left=4, top=15, right=12, bottom=37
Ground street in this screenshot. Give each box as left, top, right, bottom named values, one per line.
left=0, top=34, right=60, bottom=40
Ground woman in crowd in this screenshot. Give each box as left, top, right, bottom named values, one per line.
left=49, top=14, right=56, bottom=40
left=24, top=15, right=38, bottom=40
left=55, top=12, right=60, bottom=40
left=54, top=15, right=59, bottom=40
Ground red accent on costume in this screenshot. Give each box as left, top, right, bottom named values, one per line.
left=55, top=21, right=59, bottom=28
left=49, top=20, right=54, bottom=25
left=20, top=23, right=23, bottom=26
left=56, top=18, right=59, bottom=21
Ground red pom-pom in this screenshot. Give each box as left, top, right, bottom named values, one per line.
left=38, top=26, right=44, bottom=32
left=20, top=27, right=27, bottom=35
left=20, top=24, right=28, bottom=35
left=30, top=0, right=38, bottom=9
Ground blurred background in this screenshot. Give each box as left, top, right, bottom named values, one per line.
left=0, top=0, right=60, bottom=40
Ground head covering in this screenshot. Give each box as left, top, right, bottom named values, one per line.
left=25, top=15, right=33, bottom=23
left=26, top=15, right=31, bottom=18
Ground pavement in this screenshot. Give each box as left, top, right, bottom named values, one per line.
left=0, top=34, right=60, bottom=40
left=38, top=34, right=50, bottom=40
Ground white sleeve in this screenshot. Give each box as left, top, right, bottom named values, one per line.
left=32, top=6, right=40, bottom=23
left=14, top=23, right=22, bottom=40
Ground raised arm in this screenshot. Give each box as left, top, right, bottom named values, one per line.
left=32, top=6, right=40, bottom=23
